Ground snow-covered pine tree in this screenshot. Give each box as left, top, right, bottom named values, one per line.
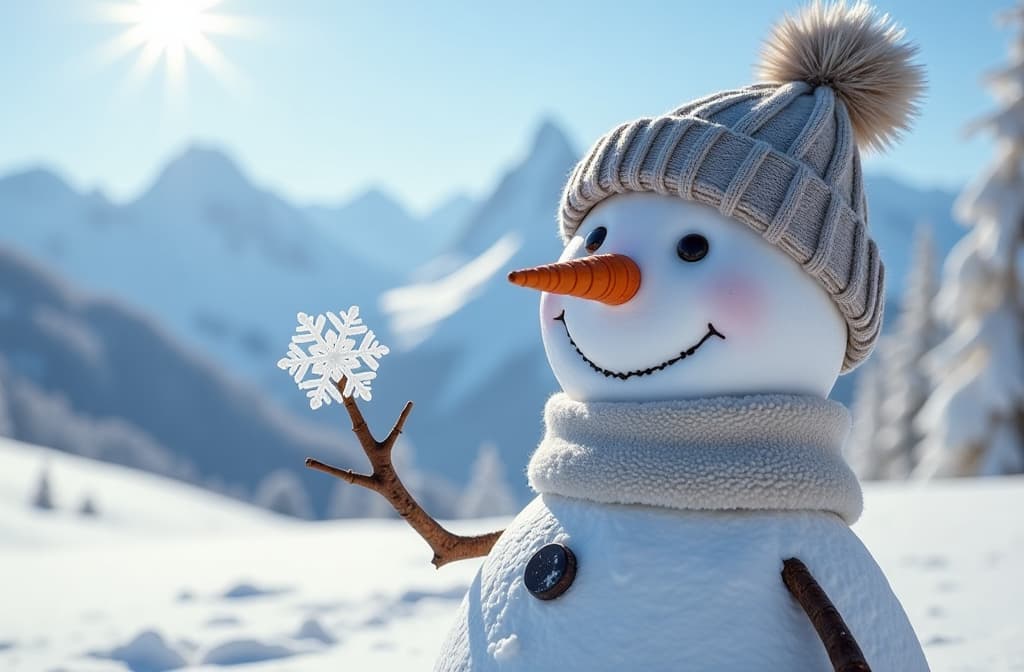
left=915, top=9, right=1024, bottom=477
left=847, top=359, right=886, bottom=479
left=254, top=469, right=314, bottom=519
left=458, top=443, right=518, bottom=518
left=31, top=464, right=55, bottom=510
left=0, top=374, right=12, bottom=437
left=327, top=480, right=395, bottom=518
left=872, top=225, right=942, bottom=478
left=78, top=494, right=99, bottom=517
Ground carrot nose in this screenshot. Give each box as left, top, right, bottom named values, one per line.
left=507, top=254, right=641, bottom=305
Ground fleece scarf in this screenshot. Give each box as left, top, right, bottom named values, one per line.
left=528, top=393, right=863, bottom=524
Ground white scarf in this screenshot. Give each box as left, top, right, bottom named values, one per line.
left=528, top=393, right=862, bottom=523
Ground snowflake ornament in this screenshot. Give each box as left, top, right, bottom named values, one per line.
left=277, top=306, right=390, bottom=408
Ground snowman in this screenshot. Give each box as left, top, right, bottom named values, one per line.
left=302, top=3, right=930, bottom=670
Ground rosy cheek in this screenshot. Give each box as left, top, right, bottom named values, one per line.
left=701, top=274, right=763, bottom=334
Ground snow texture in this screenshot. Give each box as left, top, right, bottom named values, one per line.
left=221, top=582, right=291, bottom=600
left=277, top=307, right=389, bottom=407
left=487, top=634, right=519, bottom=661
left=200, top=638, right=297, bottom=665
left=295, top=617, right=337, bottom=644
left=437, top=495, right=927, bottom=671
left=90, top=629, right=187, bottom=672
left=3, top=436, right=1023, bottom=671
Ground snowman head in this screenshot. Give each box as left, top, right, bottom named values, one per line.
left=511, top=193, right=846, bottom=402
left=508, top=2, right=925, bottom=403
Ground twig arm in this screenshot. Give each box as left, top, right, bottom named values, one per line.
left=305, top=380, right=504, bottom=569
left=781, top=557, right=872, bottom=672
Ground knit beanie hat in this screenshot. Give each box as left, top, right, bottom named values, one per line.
left=558, top=2, right=926, bottom=372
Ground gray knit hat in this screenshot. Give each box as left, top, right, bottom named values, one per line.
left=558, top=2, right=925, bottom=372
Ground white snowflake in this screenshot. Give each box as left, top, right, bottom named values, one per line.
left=277, top=306, right=390, bottom=408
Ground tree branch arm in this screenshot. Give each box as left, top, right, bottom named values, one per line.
left=305, top=379, right=504, bottom=568
left=782, top=557, right=872, bottom=672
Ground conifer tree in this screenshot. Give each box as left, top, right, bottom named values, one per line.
left=872, top=226, right=941, bottom=477
left=916, top=9, right=1024, bottom=477
left=31, top=464, right=55, bottom=510
left=458, top=443, right=518, bottom=518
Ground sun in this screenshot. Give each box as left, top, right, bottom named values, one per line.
left=95, top=0, right=251, bottom=91
left=135, top=1, right=208, bottom=49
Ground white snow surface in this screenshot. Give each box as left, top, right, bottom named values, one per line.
left=2, top=436, right=1022, bottom=671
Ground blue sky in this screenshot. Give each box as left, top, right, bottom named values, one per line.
left=0, top=0, right=1012, bottom=213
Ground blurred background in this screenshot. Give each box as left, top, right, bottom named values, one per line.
left=2, top=1, right=1022, bottom=670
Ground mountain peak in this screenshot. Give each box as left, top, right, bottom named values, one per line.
left=444, top=118, right=579, bottom=259
left=0, top=167, right=78, bottom=201
left=527, top=118, right=576, bottom=163
left=348, top=187, right=410, bottom=218
left=143, top=144, right=252, bottom=201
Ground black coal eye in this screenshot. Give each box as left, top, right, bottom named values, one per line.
left=584, top=226, right=607, bottom=253
left=677, top=234, right=709, bottom=262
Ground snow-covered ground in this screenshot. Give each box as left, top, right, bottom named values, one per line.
left=1, top=436, right=1021, bottom=671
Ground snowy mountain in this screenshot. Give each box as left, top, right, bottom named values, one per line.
left=2, top=436, right=1020, bottom=671
left=0, top=146, right=397, bottom=398
left=422, top=193, right=478, bottom=241
left=306, top=189, right=476, bottom=273
left=0, top=245, right=388, bottom=516
left=372, top=120, right=576, bottom=491
left=0, top=124, right=967, bottom=503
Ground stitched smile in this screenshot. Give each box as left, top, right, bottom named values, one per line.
left=553, top=311, right=725, bottom=380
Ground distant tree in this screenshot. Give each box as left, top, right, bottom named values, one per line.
left=326, top=437, right=464, bottom=520
left=0, top=374, right=12, bottom=437
left=254, top=470, right=313, bottom=519
left=458, top=443, right=518, bottom=518
left=31, top=464, right=55, bottom=510
left=871, top=226, right=942, bottom=478
left=327, top=480, right=395, bottom=519
left=916, top=9, right=1024, bottom=477
left=847, top=361, right=886, bottom=479
left=78, top=494, right=98, bottom=517
left=391, top=439, right=462, bottom=520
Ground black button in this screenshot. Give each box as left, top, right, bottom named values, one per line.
left=524, top=543, right=577, bottom=600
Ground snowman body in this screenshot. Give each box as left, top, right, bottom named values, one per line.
left=437, top=494, right=928, bottom=671
left=430, top=194, right=930, bottom=669
left=432, top=5, right=931, bottom=661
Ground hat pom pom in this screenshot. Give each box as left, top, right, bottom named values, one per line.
left=757, top=1, right=926, bottom=153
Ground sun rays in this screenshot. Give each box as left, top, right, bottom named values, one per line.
left=94, top=0, right=253, bottom=95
